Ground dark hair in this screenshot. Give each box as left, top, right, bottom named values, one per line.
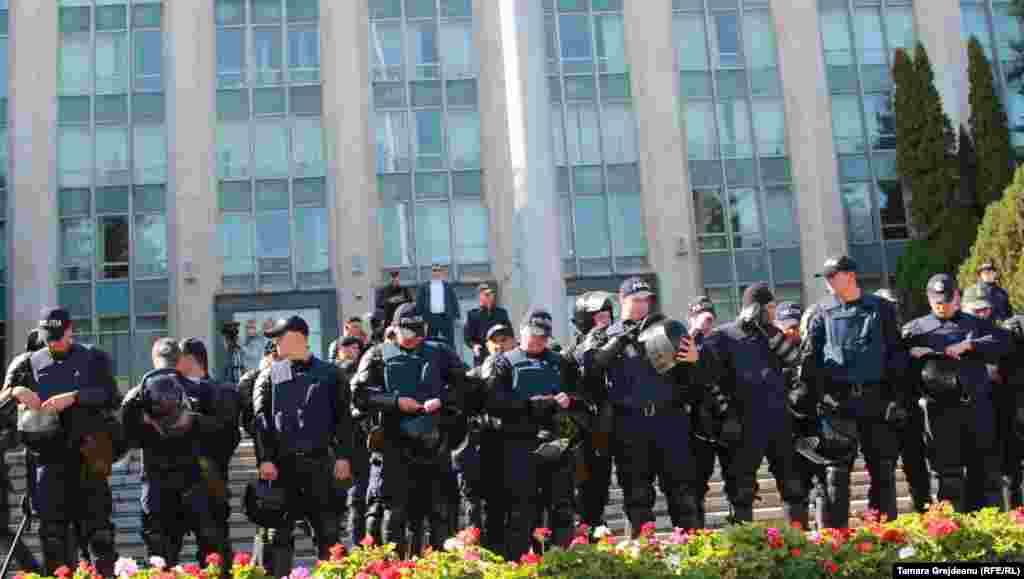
left=152, top=338, right=181, bottom=368
left=346, top=316, right=363, bottom=325
left=179, top=337, right=209, bottom=371
left=25, top=329, right=45, bottom=353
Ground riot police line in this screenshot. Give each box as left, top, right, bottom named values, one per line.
left=0, top=257, right=1023, bottom=574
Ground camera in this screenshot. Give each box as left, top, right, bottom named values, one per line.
left=221, top=321, right=241, bottom=348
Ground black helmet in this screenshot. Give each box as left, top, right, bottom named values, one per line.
left=638, top=318, right=687, bottom=374
left=920, top=358, right=961, bottom=400
left=243, top=480, right=289, bottom=528
left=139, top=370, right=191, bottom=432
left=572, top=291, right=615, bottom=336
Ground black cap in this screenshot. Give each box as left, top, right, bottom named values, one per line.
left=688, top=296, right=716, bottom=318
left=485, top=324, right=514, bottom=341
left=38, top=307, right=71, bottom=342
left=179, top=338, right=209, bottom=370
left=264, top=315, right=310, bottom=338
left=926, top=273, right=957, bottom=303
left=521, top=309, right=553, bottom=337
left=478, top=283, right=495, bottom=294
left=776, top=302, right=803, bottom=328
left=978, top=262, right=996, bottom=273
left=339, top=336, right=363, bottom=349
left=393, top=303, right=426, bottom=338
left=742, top=282, right=775, bottom=306
left=815, top=255, right=858, bottom=278
left=620, top=277, right=654, bottom=298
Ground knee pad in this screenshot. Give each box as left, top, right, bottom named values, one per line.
left=267, top=527, right=294, bottom=548
left=728, top=479, right=758, bottom=508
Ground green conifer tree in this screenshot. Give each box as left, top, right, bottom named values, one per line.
left=968, top=36, right=1014, bottom=211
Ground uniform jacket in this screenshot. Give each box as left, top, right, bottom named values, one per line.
left=463, top=306, right=512, bottom=349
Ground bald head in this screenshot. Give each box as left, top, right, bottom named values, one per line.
left=152, top=338, right=181, bottom=369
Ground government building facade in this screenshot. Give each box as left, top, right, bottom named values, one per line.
left=1, top=0, right=1018, bottom=383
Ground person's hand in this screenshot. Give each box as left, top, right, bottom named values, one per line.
left=945, top=340, right=974, bottom=360
left=259, top=462, right=278, bottom=481
left=554, top=392, right=571, bottom=410
left=472, top=344, right=483, bottom=357
left=423, top=398, right=442, bottom=414
left=910, top=347, right=936, bottom=359
left=675, top=337, right=698, bottom=363
left=12, top=387, right=41, bottom=410
left=142, top=413, right=167, bottom=437
left=40, top=391, right=76, bottom=413
left=334, top=459, right=352, bottom=482
left=398, top=397, right=422, bottom=414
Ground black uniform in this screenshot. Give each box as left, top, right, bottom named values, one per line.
left=252, top=355, right=352, bottom=577
left=121, top=369, right=229, bottom=565
left=336, top=357, right=375, bottom=547
left=351, top=338, right=466, bottom=555
left=464, top=306, right=512, bottom=366
left=703, top=319, right=809, bottom=527
left=376, top=284, right=415, bottom=331
left=999, top=315, right=1024, bottom=509
left=3, top=343, right=120, bottom=575
left=484, top=346, right=579, bottom=559
left=903, top=310, right=1011, bottom=511
left=191, top=376, right=241, bottom=564
left=800, top=291, right=908, bottom=527
left=0, top=379, right=40, bottom=573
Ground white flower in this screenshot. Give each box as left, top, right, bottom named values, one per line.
left=898, top=546, right=916, bottom=559
left=114, top=557, right=138, bottom=577
left=593, top=525, right=612, bottom=539
left=444, top=537, right=464, bottom=552
left=149, top=556, right=167, bottom=570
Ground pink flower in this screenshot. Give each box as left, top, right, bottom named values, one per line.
left=182, top=564, right=201, bottom=576
left=1014, top=509, right=1024, bottom=525
left=520, top=551, right=542, bottom=565
left=232, top=553, right=251, bottom=567
left=205, top=553, right=223, bottom=568
left=575, top=523, right=590, bottom=538
left=570, top=535, right=590, bottom=547
left=56, top=566, right=72, bottom=578
left=329, top=544, right=346, bottom=561
left=354, top=574, right=373, bottom=579
left=533, top=527, right=552, bottom=543
left=790, top=548, right=801, bottom=557
left=669, top=528, right=690, bottom=545
left=640, top=522, right=657, bottom=538
left=360, top=534, right=376, bottom=547
left=856, top=542, right=873, bottom=554
left=928, top=518, right=959, bottom=538
left=463, top=548, right=481, bottom=561
left=604, top=535, right=618, bottom=545
left=458, top=527, right=481, bottom=546
left=823, top=560, right=839, bottom=575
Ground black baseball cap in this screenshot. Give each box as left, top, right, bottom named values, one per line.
left=485, top=324, right=514, bottom=341
left=926, top=273, right=957, bottom=303
left=688, top=296, right=716, bottom=317
left=339, top=336, right=363, bottom=348
left=179, top=338, right=209, bottom=370
left=38, top=307, right=71, bottom=342
left=620, top=277, right=654, bottom=298
left=521, top=309, right=553, bottom=337
left=265, top=315, right=310, bottom=338
left=776, top=302, right=803, bottom=329
left=815, top=255, right=858, bottom=278
left=393, top=303, right=427, bottom=337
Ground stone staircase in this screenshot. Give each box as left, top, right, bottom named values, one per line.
left=3, top=440, right=917, bottom=568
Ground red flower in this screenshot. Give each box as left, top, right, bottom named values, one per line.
left=78, top=561, right=92, bottom=572
left=533, top=527, right=552, bottom=543
left=856, top=542, right=873, bottom=554
left=232, top=552, right=251, bottom=567
left=205, top=553, right=223, bottom=568
left=823, top=560, right=839, bottom=575
left=181, top=564, right=200, bottom=576
left=790, top=548, right=801, bottom=557
left=831, top=541, right=840, bottom=553
left=458, top=527, right=482, bottom=546
left=790, top=521, right=803, bottom=531
left=928, top=518, right=959, bottom=538
left=640, top=522, right=657, bottom=538
left=520, top=551, right=541, bottom=565
left=576, top=523, right=590, bottom=538
left=1014, top=509, right=1024, bottom=525
left=329, top=543, right=347, bottom=561
left=55, top=566, right=72, bottom=578
left=570, top=535, right=590, bottom=547
left=360, top=534, right=376, bottom=547
left=379, top=569, right=401, bottom=579
left=882, top=528, right=906, bottom=544
left=463, top=548, right=481, bottom=561
left=604, top=535, right=618, bottom=545
left=354, top=574, right=373, bottom=579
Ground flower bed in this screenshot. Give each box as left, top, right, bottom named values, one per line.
left=18, top=503, right=1024, bottom=579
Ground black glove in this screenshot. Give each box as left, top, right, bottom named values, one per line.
left=705, top=383, right=730, bottom=417
left=884, top=401, right=908, bottom=429
left=787, top=382, right=815, bottom=420
left=592, top=334, right=634, bottom=369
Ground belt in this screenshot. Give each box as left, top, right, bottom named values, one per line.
left=614, top=401, right=683, bottom=418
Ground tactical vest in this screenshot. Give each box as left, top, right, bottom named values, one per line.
left=504, top=350, right=562, bottom=401
left=30, top=345, right=89, bottom=401
left=820, top=295, right=886, bottom=385
left=381, top=342, right=443, bottom=401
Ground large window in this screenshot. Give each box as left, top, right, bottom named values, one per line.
left=370, top=0, right=490, bottom=283
left=0, top=2, right=8, bottom=363
left=216, top=0, right=330, bottom=292
left=961, top=0, right=1024, bottom=148
left=675, top=0, right=800, bottom=318
left=819, top=0, right=912, bottom=284
left=56, top=0, right=168, bottom=387
left=548, top=0, right=648, bottom=278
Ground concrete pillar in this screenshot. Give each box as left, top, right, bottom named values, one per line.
left=487, top=0, right=566, bottom=343
left=8, top=0, right=58, bottom=346
left=623, top=0, right=700, bottom=317
left=771, top=0, right=848, bottom=297
left=165, top=0, right=217, bottom=341
left=914, top=0, right=966, bottom=129
left=323, top=0, right=376, bottom=326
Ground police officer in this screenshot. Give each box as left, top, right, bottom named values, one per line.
left=252, top=315, right=353, bottom=576
left=121, top=339, right=229, bottom=565
left=238, top=339, right=277, bottom=439
left=567, top=292, right=615, bottom=532
left=2, top=308, right=119, bottom=575
left=335, top=335, right=374, bottom=547
left=703, top=284, right=809, bottom=527
left=178, top=337, right=240, bottom=564
left=458, top=323, right=514, bottom=545
left=0, top=330, right=45, bottom=573
left=799, top=257, right=909, bottom=527
left=874, top=289, right=932, bottom=513
left=481, top=311, right=578, bottom=558
left=464, top=284, right=512, bottom=367
left=1000, top=314, right=1024, bottom=509
left=377, top=270, right=415, bottom=328
left=351, top=303, right=466, bottom=556
left=581, top=278, right=701, bottom=533
left=963, top=262, right=1012, bottom=322
left=903, top=274, right=1011, bottom=511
